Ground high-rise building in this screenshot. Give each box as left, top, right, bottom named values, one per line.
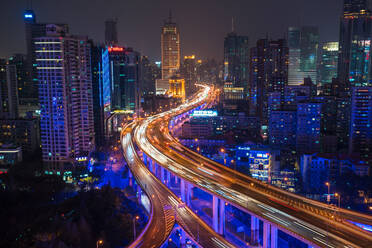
left=296, top=102, right=322, bottom=153
left=223, top=32, right=249, bottom=92
left=249, top=38, right=288, bottom=122
left=288, top=27, right=304, bottom=86
left=181, top=55, right=198, bottom=97
left=8, top=54, right=28, bottom=100
left=35, top=26, right=94, bottom=163
left=141, top=56, right=161, bottom=96
left=287, top=26, right=319, bottom=86
left=105, top=18, right=118, bottom=46
left=338, top=0, right=372, bottom=88
left=108, top=46, right=141, bottom=113
left=319, top=42, right=339, bottom=95
left=300, top=26, right=319, bottom=84
left=0, top=60, right=19, bottom=119
left=161, top=12, right=180, bottom=80
left=349, top=87, right=372, bottom=162
left=24, top=9, right=69, bottom=99
left=269, top=110, right=297, bottom=149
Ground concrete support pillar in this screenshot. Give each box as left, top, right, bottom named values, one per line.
left=143, top=153, right=147, bottom=165
left=180, top=179, right=186, bottom=202
left=148, top=159, right=153, bottom=173
left=263, top=222, right=270, bottom=248
left=186, top=183, right=193, bottom=206
left=161, top=167, right=165, bottom=183
left=251, top=216, right=260, bottom=245
left=219, top=200, right=225, bottom=235
left=129, top=170, right=133, bottom=187
left=153, top=162, right=157, bottom=176
left=137, top=187, right=142, bottom=202
left=213, top=195, right=219, bottom=232
left=271, top=225, right=278, bottom=248
left=167, top=170, right=171, bottom=187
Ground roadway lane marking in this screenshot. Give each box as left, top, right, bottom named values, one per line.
left=294, top=221, right=326, bottom=237
left=313, top=237, right=336, bottom=248
left=262, top=212, right=290, bottom=227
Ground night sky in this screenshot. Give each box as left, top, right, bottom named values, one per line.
left=1, top=0, right=342, bottom=61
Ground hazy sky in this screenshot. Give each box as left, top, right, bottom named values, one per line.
left=1, top=0, right=342, bottom=61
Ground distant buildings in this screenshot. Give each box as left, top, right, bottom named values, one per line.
left=269, top=110, right=297, bottom=149
left=338, top=0, right=372, bottom=89
left=0, top=60, right=19, bottom=119
left=287, top=26, right=319, bottom=86
left=181, top=55, right=198, bottom=97
left=35, top=27, right=95, bottom=163
left=249, top=38, right=288, bottom=122
left=223, top=32, right=249, bottom=93
left=319, top=42, right=338, bottom=95
left=161, top=12, right=180, bottom=80
left=349, top=87, right=372, bottom=162
left=296, top=102, right=322, bottom=153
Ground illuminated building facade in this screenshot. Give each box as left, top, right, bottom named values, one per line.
left=288, top=27, right=304, bottom=86
left=36, top=29, right=95, bottom=163
left=249, top=39, right=288, bottom=122
left=349, top=87, right=372, bottom=163
left=8, top=54, right=28, bottom=101
left=269, top=110, right=297, bottom=149
left=235, top=146, right=280, bottom=182
left=0, top=60, right=19, bottom=119
left=319, top=42, right=339, bottom=95
left=24, top=9, right=68, bottom=98
left=299, top=26, right=319, bottom=85
left=181, top=55, right=198, bottom=97
left=169, top=78, right=185, bottom=99
left=223, top=82, right=245, bottom=100
left=108, top=46, right=141, bottom=112
left=338, top=0, right=372, bottom=88
left=161, top=12, right=180, bottom=80
left=223, top=32, right=249, bottom=92
left=287, top=26, right=319, bottom=86
left=296, top=102, right=322, bottom=153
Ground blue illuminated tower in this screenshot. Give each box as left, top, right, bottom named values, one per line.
left=24, top=8, right=68, bottom=99
left=36, top=27, right=94, bottom=163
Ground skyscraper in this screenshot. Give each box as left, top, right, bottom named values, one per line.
left=249, top=39, right=288, bottom=122
left=287, top=26, right=319, bottom=86
left=108, top=46, right=141, bottom=112
left=300, top=26, right=319, bottom=84
left=105, top=18, right=118, bottom=46
left=223, top=32, right=249, bottom=92
left=319, top=42, right=339, bottom=95
left=36, top=26, right=94, bottom=163
left=349, top=87, right=372, bottom=162
left=161, top=12, right=180, bottom=80
left=24, top=9, right=68, bottom=99
left=288, top=27, right=304, bottom=86
left=0, top=60, right=19, bottom=119
left=181, top=55, right=198, bottom=97
left=338, top=0, right=372, bottom=88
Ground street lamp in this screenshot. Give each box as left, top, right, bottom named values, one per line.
left=220, top=148, right=226, bottom=166
left=133, top=215, right=139, bottom=240
left=335, top=193, right=341, bottom=208
left=325, top=182, right=330, bottom=204
left=96, top=239, right=103, bottom=248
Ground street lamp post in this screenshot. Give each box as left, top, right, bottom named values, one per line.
left=335, top=193, right=341, bottom=208
left=325, top=182, right=330, bottom=204
left=133, top=215, right=139, bottom=240
left=220, top=148, right=226, bottom=166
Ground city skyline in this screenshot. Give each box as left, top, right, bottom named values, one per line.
left=1, top=0, right=342, bottom=61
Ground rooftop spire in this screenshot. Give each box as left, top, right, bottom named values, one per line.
left=169, top=9, right=173, bottom=23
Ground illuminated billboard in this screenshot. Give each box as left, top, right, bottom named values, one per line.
left=191, top=110, right=218, bottom=117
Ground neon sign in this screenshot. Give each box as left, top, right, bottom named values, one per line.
left=108, top=47, right=124, bottom=52
left=24, top=14, right=33, bottom=19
